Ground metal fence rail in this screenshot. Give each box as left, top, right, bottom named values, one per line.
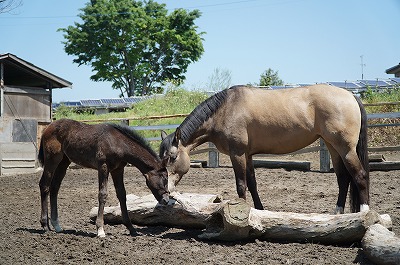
left=124, top=111, right=399, bottom=172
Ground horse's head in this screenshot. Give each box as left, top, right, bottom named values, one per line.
left=160, top=128, right=191, bottom=192
left=145, top=167, right=169, bottom=205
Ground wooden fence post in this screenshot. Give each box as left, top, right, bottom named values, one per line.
left=208, top=142, right=219, bottom=168
left=320, top=139, right=331, bottom=172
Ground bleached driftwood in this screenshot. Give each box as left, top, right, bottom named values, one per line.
left=89, top=193, right=225, bottom=229
left=362, top=224, right=400, bottom=265
left=90, top=193, right=391, bottom=245
left=198, top=198, right=391, bottom=244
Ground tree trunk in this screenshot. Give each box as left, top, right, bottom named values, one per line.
left=362, top=224, right=400, bottom=265
left=199, top=198, right=390, bottom=244
left=89, top=193, right=224, bottom=229
left=90, top=193, right=391, bottom=245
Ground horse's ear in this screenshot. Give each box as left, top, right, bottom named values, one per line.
left=161, top=130, right=168, bottom=140
left=175, top=127, right=182, bottom=142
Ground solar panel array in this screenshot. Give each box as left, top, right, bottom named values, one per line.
left=54, top=78, right=400, bottom=110
left=267, top=78, right=400, bottom=92
left=54, top=95, right=156, bottom=110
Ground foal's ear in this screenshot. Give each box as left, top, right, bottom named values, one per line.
left=161, top=130, right=168, bottom=140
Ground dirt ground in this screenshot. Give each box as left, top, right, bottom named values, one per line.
left=0, top=151, right=399, bottom=265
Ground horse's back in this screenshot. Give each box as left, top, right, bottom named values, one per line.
left=212, top=85, right=361, bottom=154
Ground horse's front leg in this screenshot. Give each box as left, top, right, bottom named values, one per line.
left=230, top=153, right=250, bottom=202
left=246, top=155, right=263, bottom=210
left=111, top=166, right=137, bottom=236
left=96, top=163, right=109, bottom=237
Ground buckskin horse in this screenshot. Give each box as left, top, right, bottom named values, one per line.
left=38, top=119, right=169, bottom=237
left=160, top=84, right=369, bottom=213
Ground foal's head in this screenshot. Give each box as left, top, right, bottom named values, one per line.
left=145, top=166, right=169, bottom=205
left=160, top=128, right=191, bottom=192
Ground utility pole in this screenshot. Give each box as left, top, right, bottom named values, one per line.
left=360, top=55, right=366, bottom=80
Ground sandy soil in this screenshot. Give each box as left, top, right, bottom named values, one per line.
left=0, top=151, right=399, bottom=265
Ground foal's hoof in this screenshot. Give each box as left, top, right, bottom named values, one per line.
left=129, top=229, right=139, bottom=237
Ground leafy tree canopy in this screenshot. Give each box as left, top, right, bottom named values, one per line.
left=0, top=0, right=22, bottom=13
left=60, top=0, right=204, bottom=96
left=259, top=68, right=284, bottom=86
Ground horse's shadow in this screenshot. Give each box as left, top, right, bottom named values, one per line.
left=16, top=227, right=97, bottom=238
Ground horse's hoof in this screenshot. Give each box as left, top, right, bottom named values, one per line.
left=360, top=204, right=370, bottom=212
left=51, top=219, right=63, bottom=233
left=97, top=227, right=106, bottom=238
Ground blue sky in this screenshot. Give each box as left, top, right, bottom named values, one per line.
left=1, top=0, right=399, bottom=102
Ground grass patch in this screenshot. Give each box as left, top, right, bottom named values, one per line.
left=53, top=88, right=209, bottom=150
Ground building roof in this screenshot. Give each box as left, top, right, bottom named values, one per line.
left=386, top=63, right=400, bottom=76
left=0, top=53, right=72, bottom=89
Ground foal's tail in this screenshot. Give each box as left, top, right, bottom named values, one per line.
left=350, top=96, right=370, bottom=212
left=38, top=138, right=44, bottom=167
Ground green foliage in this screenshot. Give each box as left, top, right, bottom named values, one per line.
left=132, top=87, right=209, bottom=116
left=54, top=88, right=209, bottom=148
left=259, top=68, right=284, bottom=86
left=59, top=0, right=204, bottom=96
left=362, top=86, right=400, bottom=113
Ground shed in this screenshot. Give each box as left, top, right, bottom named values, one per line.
left=0, top=53, right=72, bottom=175
left=386, top=63, right=400, bottom=77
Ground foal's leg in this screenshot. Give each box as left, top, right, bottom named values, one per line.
left=49, top=156, right=71, bottom=232
left=96, top=163, right=109, bottom=237
left=39, top=169, right=53, bottom=231
left=326, top=144, right=351, bottom=214
left=39, top=154, right=63, bottom=231
left=111, top=166, right=137, bottom=236
left=246, top=155, right=263, bottom=210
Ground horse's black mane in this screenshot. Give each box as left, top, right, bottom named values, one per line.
left=179, top=86, right=234, bottom=144
left=108, top=123, right=159, bottom=159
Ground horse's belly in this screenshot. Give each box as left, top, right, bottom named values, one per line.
left=249, top=130, right=318, bottom=155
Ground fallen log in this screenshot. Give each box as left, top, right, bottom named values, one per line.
left=90, top=193, right=391, bottom=245
left=362, top=224, right=400, bottom=265
left=89, top=193, right=225, bottom=229
left=199, top=199, right=390, bottom=244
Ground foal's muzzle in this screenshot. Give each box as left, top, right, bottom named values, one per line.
left=159, top=193, right=170, bottom=205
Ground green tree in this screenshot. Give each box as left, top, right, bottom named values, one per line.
left=60, top=0, right=204, bottom=96
left=0, top=0, right=22, bottom=13
left=259, top=68, right=284, bottom=86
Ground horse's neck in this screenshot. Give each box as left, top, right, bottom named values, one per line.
left=126, top=145, right=160, bottom=174
left=185, top=129, right=210, bottom=151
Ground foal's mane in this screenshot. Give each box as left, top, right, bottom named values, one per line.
left=179, top=86, right=233, bottom=144
left=108, top=123, right=159, bottom=159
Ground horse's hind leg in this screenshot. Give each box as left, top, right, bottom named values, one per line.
left=341, top=150, right=369, bottom=212
left=111, top=166, right=136, bottom=236
left=39, top=169, right=53, bottom=231
left=246, top=155, right=263, bottom=210
left=326, top=144, right=351, bottom=214
left=49, top=156, right=70, bottom=232
left=39, top=153, right=63, bottom=231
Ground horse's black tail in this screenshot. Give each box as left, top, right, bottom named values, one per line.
left=38, top=137, right=44, bottom=167
left=350, top=96, right=370, bottom=212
